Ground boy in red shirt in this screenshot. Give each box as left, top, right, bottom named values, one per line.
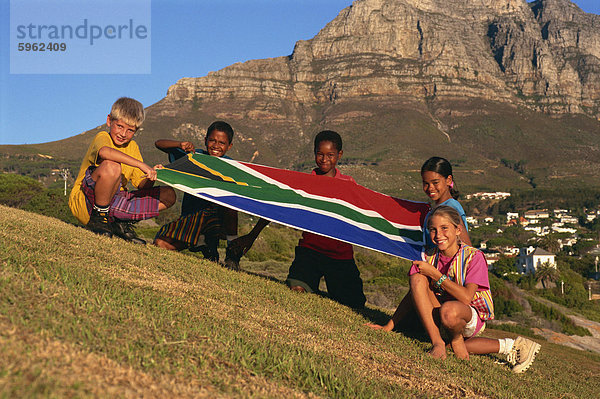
left=232, top=130, right=366, bottom=308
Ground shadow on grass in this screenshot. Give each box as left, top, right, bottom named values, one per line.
left=243, top=269, right=288, bottom=285
left=356, top=307, right=431, bottom=342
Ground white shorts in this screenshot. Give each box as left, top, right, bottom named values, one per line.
left=463, top=306, right=485, bottom=338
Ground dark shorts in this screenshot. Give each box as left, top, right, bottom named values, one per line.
left=287, top=246, right=366, bottom=309
left=82, top=166, right=161, bottom=221
left=155, top=208, right=222, bottom=248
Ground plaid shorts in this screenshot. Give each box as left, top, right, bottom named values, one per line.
left=82, top=166, right=161, bottom=221
left=155, top=208, right=222, bottom=248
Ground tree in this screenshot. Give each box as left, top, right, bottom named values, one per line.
left=535, top=262, right=559, bottom=289
left=491, top=256, right=518, bottom=277
left=537, top=234, right=562, bottom=253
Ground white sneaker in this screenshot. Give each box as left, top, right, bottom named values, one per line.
left=507, top=336, right=541, bottom=373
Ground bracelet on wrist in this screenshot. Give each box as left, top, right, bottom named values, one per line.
left=435, top=274, right=448, bottom=289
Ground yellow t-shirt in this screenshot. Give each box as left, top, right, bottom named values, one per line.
left=68, top=131, right=146, bottom=224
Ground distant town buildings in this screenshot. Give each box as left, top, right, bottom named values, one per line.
left=524, top=209, right=550, bottom=220
left=467, top=203, right=600, bottom=274
left=464, top=192, right=511, bottom=200
left=466, top=216, right=478, bottom=226
left=465, top=198, right=600, bottom=275
left=506, top=212, right=519, bottom=222
left=560, top=215, right=578, bottom=224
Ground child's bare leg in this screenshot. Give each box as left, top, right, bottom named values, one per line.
left=154, top=236, right=186, bottom=251
left=439, top=301, right=472, bottom=359
left=91, top=161, right=122, bottom=205
left=158, top=186, right=176, bottom=211
left=450, top=335, right=469, bottom=360
left=464, top=337, right=500, bottom=354
left=410, top=273, right=445, bottom=359
left=365, top=290, right=413, bottom=331
left=222, top=209, right=238, bottom=236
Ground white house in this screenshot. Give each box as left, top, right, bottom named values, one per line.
left=557, top=238, right=577, bottom=250
left=465, top=192, right=511, bottom=200
left=553, top=209, right=569, bottom=217
left=517, top=247, right=556, bottom=274
left=506, top=212, right=519, bottom=222
left=524, top=225, right=542, bottom=235
left=501, top=246, right=520, bottom=256
left=560, top=215, right=578, bottom=225
left=466, top=216, right=478, bottom=226
left=524, top=210, right=550, bottom=220
left=551, top=225, right=577, bottom=234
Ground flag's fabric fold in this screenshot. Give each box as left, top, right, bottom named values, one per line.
left=157, top=153, right=430, bottom=260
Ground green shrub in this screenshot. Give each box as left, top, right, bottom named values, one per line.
left=0, top=174, right=43, bottom=208
left=491, top=323, right=538, bottom=337
left=23, top=187, right=78, bottom=224
left=494, top=296, right=524, bottom=317
left=527, top=298, right=591, bottom=336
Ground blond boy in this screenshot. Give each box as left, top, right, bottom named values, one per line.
left=69, top=97, right=175, bottom=243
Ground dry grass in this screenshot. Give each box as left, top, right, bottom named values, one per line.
left=1, top=205, right=600, bottom=398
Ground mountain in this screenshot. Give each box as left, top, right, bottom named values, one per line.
left=2, top=0, right=600, bottom=197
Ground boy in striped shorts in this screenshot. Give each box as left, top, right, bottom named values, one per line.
left=153, top=121, right=241, bottom=268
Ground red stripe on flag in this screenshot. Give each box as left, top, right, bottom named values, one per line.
left=240, top=162, right=429, bottom=227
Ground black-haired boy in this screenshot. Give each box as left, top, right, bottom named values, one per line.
left=231, top=130, right=367, bottom=308
left=153, top=121, right=239, bottom=264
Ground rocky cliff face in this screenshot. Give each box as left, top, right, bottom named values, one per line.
left=158, top=0, right=600, bottom=120
left=124, top=0, right=600, bottom=193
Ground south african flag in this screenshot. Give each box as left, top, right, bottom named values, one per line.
left=157, top=153, right=429, bottom=260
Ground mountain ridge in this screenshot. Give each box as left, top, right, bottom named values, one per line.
left=2, top=0, right=600, bottom=195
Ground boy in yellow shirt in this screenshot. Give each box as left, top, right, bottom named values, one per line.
left=69, top=97, right=175, bottom=243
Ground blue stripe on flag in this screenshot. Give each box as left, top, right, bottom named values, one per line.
left=198, top=192, right=424, bottom=260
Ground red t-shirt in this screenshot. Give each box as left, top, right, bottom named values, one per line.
left=297, top=168, right=355, bottom=260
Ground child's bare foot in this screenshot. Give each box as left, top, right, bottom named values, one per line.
left=451, top=337, right=469, bottom=360
left=365, top=322, right=393, bottom=332
left=429, top=343, right=447, bottom=359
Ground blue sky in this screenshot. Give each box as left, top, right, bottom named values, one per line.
left=1, top=0, right=598, bottom=145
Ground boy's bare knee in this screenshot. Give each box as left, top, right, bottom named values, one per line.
left=93, top=160, right=121, bottom=180
left=100, top=160, right=121, bottom=175
left=160, top=186, right=176, bottom=208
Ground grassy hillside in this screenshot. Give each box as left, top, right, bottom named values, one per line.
left=1, top=206, right=600, bottom=398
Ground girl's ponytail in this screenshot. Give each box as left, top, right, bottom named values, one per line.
left=448, top=178, right=459, bottom=200
left=421, top=156, right=459, bottom=200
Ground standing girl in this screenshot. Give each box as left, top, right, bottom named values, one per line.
left=420, top=156, right=471, bottom=248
